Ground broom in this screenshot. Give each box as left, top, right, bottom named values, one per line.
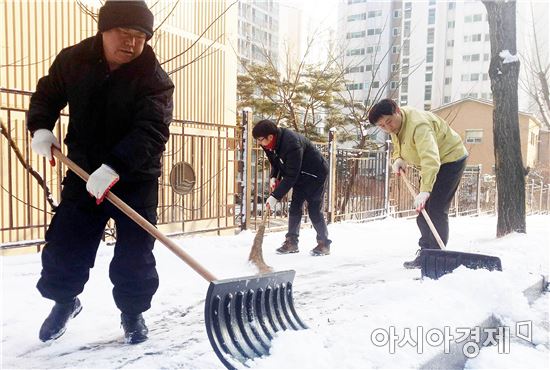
left=248, top=207, right=273, bottom=274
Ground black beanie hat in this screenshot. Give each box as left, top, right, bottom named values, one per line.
left=98, top=0, right=154, bottom=40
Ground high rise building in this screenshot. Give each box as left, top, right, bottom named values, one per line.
left=338, top=0, right=549, bottom=114
left=237, top=0, right=280, bottom=72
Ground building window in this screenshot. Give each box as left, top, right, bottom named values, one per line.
left=427, top=28, right=435, bottom=44
left=447, top=40, right=454, bottom=47
left=365, top=64, right=373, bottom=71
left=393, top=27, right=400, bottom=36
left=465, top=129, right=483, bottom=144
left=445, top=77, right=452, bottom=85
left=444, top=96, right=451, bottom=103
left=425, top=73, right=433, bottom=82
left=472, top=34, right=482, bottom=42
left=471, top=54, right=480, bottom=62
left=346, top=83, right=364, bottom=90
left=347, top=48, right=365, bottom=56
left=463, top=55, right=471, bottom=62
left=403, top=21, right=411, bottom=38
left=367, top=28, right=382, bottom=36
left=461, top=74, right=470, bottom=81
left=347, top=31, right=366, bottom=39
left=347, top=13, right=366, bottom=22
left=446, top=59, right=453, bottom=66
left=392, top=46, right=399, bottom=54
left=394, top=10, right=401, bottom=18
left=424, top=85, right=432, bottom=100
left=426, top=47, right=434, bottom=63
left=473, top=14, right=482, bottom=22
left=372, top=81, right=380, bottom=88
left=465, top=15, right=472, bottom=23
left=448, top=2, right=455, bottom=10
left=428, top=8, right=436, bottom=25
left=401, top=77, right=409, bottom=91
left=390, top=81, right=399, bottom=89
left=482, top=73, right=489, bottom=80
left=471, top=73, right=479, bottom=81
left=348, top=0, right=366, bottom=4
left=448, top=21, right=455, bottom=28
left=345, top=66, right=365, bottom=73
left=368, top=10, right=382, bottom=18
left=392, top=63, right=399, bottom=72
left=484, top=53, right=490, bottom=61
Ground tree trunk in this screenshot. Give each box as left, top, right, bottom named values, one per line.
left=482, top=0, right=526, bottom=237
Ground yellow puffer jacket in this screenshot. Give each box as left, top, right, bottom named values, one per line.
left=391, top=107, right=468, bottom=192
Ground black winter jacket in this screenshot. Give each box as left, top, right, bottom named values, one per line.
left=28, top=34, right=174, bottom=191
left=263, top=128, right=328, bottom=200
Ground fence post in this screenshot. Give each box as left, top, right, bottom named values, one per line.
left=476, top=165, right=482, bottom=216
left=240, top=110, right=253, bottom=230
left=384, top=140, right=391, bottom=217
left=327, top=128, right=337, bottom=223
left=529, top=179, right=535, bottom=215
left=539, top=180, right=543, bottom=214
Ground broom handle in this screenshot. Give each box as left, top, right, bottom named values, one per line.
left=53, top=148, right=218, bottom=282
left=399, top=169, right=446, bottom=250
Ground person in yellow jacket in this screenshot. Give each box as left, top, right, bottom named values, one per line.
left=368, top=99, right=468, bottom=268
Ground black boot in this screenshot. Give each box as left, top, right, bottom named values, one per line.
left=403, top=249, right=423, bottom=269
left=121, top=313, right=149, bottom=344
left=310, top=240, right=331, bottom=256
left=39, top=297, right=82, bottom=342
left=276, top=237, right=299, bottom=254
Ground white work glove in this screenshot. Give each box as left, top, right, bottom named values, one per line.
left=269, top=177, right=280, bottom=192
left=392, top=158, right=407, bottom=175
left=31, top=129, right=60, bottom=166
left=86, top=164, right=120, bottom=205
left=414, top=192, right=430, bottom=212
left=265, top=195, right=277, bottom=211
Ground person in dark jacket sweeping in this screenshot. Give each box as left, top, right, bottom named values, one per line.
left=27, top=0, right=174, bottom=344
left=252, top=120, right=332, bottom=256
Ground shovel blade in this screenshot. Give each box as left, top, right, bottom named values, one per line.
left=420, top=249, right=502, bottom=279
left=204, top=270, right=307, bottom=369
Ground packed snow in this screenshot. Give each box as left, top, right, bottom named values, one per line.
left=2, top=215, right=549, bottom=369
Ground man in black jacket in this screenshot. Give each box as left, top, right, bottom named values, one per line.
left=252, top=120, right=332, bottom=256
left=27, top=0, right=174, bottom=344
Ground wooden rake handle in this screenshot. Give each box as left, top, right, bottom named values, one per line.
left=53, top=148, right=218, bottom=282
left=399, top=169, right=446, bottom=250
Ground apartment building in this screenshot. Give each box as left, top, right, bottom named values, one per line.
left=338, top=0, right=549, bottom=114
left=338, top=0, right=403, bottom=108
left=237, top=0, right=280, bottom=72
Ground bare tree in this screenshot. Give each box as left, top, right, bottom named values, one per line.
left=519, top=2, right=550, bottom=129
left=482, top=0, right=526, bottom=237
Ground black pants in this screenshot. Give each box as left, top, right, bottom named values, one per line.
left=417, top=157, right=467, bottom=250
left=37, top=180, right=159, bottom=315
left=286, top=178, right=330, bottom=244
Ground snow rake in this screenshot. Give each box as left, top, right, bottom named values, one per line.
left=53, top=149, right=308, bottom=369
left=399, top=170, right=502, bottom=279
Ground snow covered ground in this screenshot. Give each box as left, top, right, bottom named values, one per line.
left=2, top=215, right=549, bottom=369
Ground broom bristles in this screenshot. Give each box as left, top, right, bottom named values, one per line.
left=249, top=221, right=273, bottom=274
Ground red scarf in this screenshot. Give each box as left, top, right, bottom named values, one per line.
left=263, top=134, right=277, bottom=150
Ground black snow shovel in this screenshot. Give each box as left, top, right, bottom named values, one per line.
left=53, top=148, right=307, bottom=369
left=400, top=170, right=502, bottom=279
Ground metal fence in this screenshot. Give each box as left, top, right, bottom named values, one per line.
left=2, top=98, right=550, bottom=250
left=1, top=88, right=239, bottom=248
